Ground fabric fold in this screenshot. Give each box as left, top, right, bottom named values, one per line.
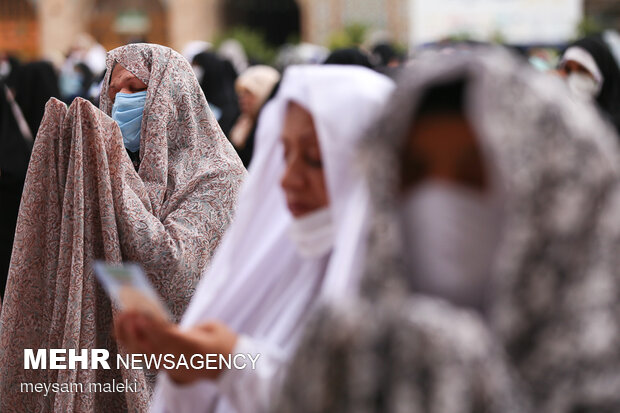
left=0, top=43, right=245, bottom=412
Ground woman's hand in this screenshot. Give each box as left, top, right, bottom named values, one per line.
left=114, top=311, right=238, bottom=383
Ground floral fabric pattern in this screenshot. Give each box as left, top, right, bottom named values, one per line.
left=0, top=44, right=245, bottom=412
left=276, top=50, right=620, bottom=413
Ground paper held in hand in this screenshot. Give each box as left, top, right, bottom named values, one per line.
left=93, top=261, right=170, bottom=322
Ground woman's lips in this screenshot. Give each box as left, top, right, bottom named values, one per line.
left=286, top=201, right=313, bottom=217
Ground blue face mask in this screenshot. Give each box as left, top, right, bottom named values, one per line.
left=112, top=91, right=147, bottom=153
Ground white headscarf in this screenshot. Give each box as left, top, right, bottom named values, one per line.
left=150, top=65, right=394, bottom=412
left=230, top=65, right=281, bottom=148
left=235, top=65, right=281, bottom=112
left=561, top=46, right=604, bottom=85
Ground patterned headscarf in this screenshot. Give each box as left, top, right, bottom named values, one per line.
left=0, top=44, right=245, bottom=412
left=100, top=43, right=246, bottom=219
left=276, top=49, right=620, bottom=413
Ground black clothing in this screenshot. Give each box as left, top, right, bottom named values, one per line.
left=0, top=81, right=32, bottom=298
left=568, top=35, right=620, bottom=133
left=13, top=61, right=61, bottom=137
left=192, top=52, right=241, bottom=137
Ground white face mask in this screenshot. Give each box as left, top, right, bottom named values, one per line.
left=400, top=181, right=502, bottom=310
left=288, top=208, right=334, bottom=258
left=566, top=72, right=600, bottom=102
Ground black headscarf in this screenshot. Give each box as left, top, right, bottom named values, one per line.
left=372, top=43, right=402, bottom=67
left=568, top=35, right=620, bottom=133
left=12, top=61, right=61, bottom=137
left=1, top=55, right=21, bottom=87
left=324, top=48, right=374, bottom=69
left=0, top=80, right=32, bottom=299
left=192, top=51, right=240, bottom=137
left=234, top=79, right=281, bottom=168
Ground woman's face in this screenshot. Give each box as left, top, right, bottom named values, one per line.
left=280, top=102, right=329, bottom=218
left=402, top=113, right=487, bottom=192
left=108, top=63, right=148, bottom=103
left=237, top=87, right=258, bottom=116
left=559, top=60, right=595, bottom=80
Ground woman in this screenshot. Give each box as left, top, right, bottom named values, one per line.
left=324, top=47, right=374, bottom=68
left=1, top=61, right=59, bottom=301
left=12, top=60, right=61, bottom=138
left=192, top=51, right=240, bottom=137
left=559, top=33, right=620, bottom=133
left=114, top=65, right=394, bottom=413
left=277, top=50, right=620, bottom=412
left=229, top=65, right=280, bottom=167
left=0, top=79, right=33, bottom=302
left=0, top=43, right=246, bottom=412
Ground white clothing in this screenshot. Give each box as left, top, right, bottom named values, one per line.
left=150, top=65, right=394, bottom=413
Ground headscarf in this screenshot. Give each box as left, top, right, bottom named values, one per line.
left=219, top=39, right=249, bottom=76
left=230, top=65, right=281, bottom=166
left=0, top=43, right=246, bottom=412
left=277, top=49, right=620, bottom=413
left=234, top=65, right=281, bottom=118
left=372, top=43, right=401, bottom=67
left=192, top=51, right=240, bottom=137
left=324, top=48, right=374, bottom=69
left=275, top=43, right=329, bottom=69
left=562, top=34, right=620, bottom=133
left=149, top=65, right=394, bottom=413
left=183, top=40, right=212, bottom=64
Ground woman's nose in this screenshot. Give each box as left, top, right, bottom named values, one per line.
left=281, top=156, right=306, bottom=191
left=110, top=87, right=138, bottom=103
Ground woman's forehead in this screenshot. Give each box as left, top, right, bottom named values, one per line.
left=285, top=102, right=315, bottom=130
left=109, top=63, right=147, bottom=88
left=111, top=63, right=133, bottom=80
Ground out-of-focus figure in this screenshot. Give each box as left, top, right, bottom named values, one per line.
left=0, top=52, right=20, bottom=84
left=0, top=80, right=32, bottom=302
left=324, top=47, right=374, bottom=69
left=72, top=33, right=107, bottom=77
left=372, top=43, right=403, bottom=68
left=183, top=40, right=212, bottom=64
left=1, top=61, right=60, bottom=301
left=527, top=47, right=558, bottom=72
left=12, top=61, right=61, bottom=137
left=219, top=39, right=249, bottom=76
left=192, top=51, right=240, bottom=137
left=277, top=50, right=620, bottom=413
left=559, top=34, right=620, bottom=133
left=275, top=43, right=329, bottom=70
left=230, top=65, right=280, bottom=167
left=58, top=33, right=106, bottom=103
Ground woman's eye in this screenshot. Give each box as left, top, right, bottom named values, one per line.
left=304, top=155, right=323, bottom=168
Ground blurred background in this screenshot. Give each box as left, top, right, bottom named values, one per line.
left=1, top=0, right=617, bottom=64
left=3, top=0, right=620, bottom=302
left=2, top=0, right=620, bottom=128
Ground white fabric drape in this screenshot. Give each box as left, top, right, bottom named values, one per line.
left=150, top=65, right=394, bottom=413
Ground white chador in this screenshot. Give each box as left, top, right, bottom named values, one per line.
left=150, top=65, right=394, bottom=413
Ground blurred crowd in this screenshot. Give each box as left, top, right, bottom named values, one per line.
left=2, top=27, right=620, bottom=413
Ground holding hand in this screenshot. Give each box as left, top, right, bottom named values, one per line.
left=115, top=311, right=238, bottom=383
